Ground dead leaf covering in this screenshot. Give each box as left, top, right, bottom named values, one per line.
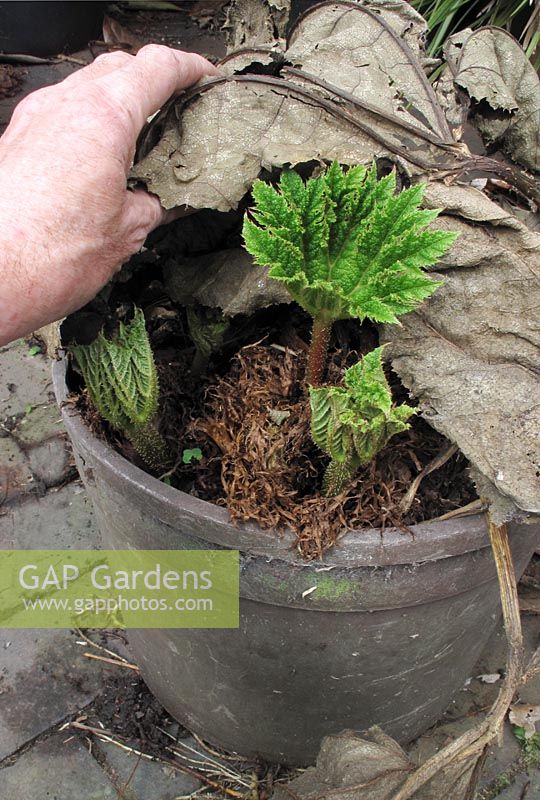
left=270, top=727, right=477, bottom=800
left=453, top=27, right=540, bottom=172
left=131, top=1, right=460, bottom=211
left=163, top=248, right=290, bottom=316
left=381, top=182, right=540, bottom=520
left=508, top=703, right=540, bottom=738
left=271, top=728, right=413, bottom=800
left=223, top=0, right=290, bottom=51
left=132, top=0, right=540, bottom=524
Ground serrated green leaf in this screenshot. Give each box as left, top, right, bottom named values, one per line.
left=243, top=162, right=457, bottom=327
left=70, top=310, right=170, bottom=471
left=72, top=310, right=159, bottom=429
left=310, top=347, right=416, bottom=478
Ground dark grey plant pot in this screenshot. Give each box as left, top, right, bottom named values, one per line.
left=53, top=358, right=539, bottom=766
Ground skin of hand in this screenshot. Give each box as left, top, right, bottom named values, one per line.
left=0, top=45, right=217, bottom=346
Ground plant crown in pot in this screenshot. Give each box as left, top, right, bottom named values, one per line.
left=71, top=161, right=458, bottom=552
left=242, top=162, right=456, bottom=493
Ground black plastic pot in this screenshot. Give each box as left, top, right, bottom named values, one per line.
left=0, top=2, right=106, bottom=57
left=53, top=359, right=539, bottom=765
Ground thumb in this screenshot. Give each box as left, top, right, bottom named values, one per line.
left=120, top=188, right=166, bottom=256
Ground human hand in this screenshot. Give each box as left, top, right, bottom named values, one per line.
left=0, top=45, right=217, bottom=345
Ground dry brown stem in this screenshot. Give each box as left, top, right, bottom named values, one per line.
left=399, top=443, right=458, bottom=514
left=391, top=514, right=524, bottom=800
left=82, top=652, right=140, bottom=671
left=522, top=646, right=540, bottom=686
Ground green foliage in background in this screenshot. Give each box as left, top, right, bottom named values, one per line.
left=411, top=0, right=540, bottom=66
left=513, top=726, right=540, bottom=765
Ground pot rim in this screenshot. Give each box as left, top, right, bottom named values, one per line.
left=52, top=356, right=493, bottom=568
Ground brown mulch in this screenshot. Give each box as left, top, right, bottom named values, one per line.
left=73, top=339, right=477, bottom=560
left=185, top=344, right=477, bottom=559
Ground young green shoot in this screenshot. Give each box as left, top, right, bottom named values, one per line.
left=182, top=447, right=203, bottom=465
left=243, top=162, right=457, bottom=385
left=310, top=347, right=415, bottom=495
left=71, top=309, right=171, bottom=472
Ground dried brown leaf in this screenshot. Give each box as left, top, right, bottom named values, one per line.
left=131, top=1, right=461, bottom=212
left=509, top=703, right=540, bottom=738
left=382, top=183, right=540, bottom=520
left=453, top=27, right=540, bottom=171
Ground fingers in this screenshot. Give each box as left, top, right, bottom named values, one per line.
left=94, top=44, right=218, bottom=136
left=3, top=51, right=136, bottom=136
left=61, top=51, right=135, bottom=87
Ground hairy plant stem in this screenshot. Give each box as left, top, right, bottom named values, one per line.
left=128, top=420, right=172, bottom=473
left=323, top=458, right=357, bottom=496
left=307, top=317, right=332, bottom=386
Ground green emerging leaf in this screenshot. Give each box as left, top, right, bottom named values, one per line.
left=182, top=447, right=203, bottom=464
left=243, top=162, right=457, bottom=326
left=71, top=310, right=170, bottom=471
left=71, top=310, right=158, bottom=430
left=310, top=347, right=415, bottom=493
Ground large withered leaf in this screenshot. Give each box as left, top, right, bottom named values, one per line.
left=271, top=728, right=413, bottom=800
left=163, top=248, right=290, bottom=315
left=132, top=0, right=461, bottom=212
left=270, top=726, right=477, bottom=800
left=286, top=0, right=450, bottom=140
left=223, top=0, right=290, bottom=52
left=133, top=78, right=391, bottom=211
left=382, top=184, right=540, bottom=519
left=453, top=27, right=540, bottom=172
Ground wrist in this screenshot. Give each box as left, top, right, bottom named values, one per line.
left=0, top=185, right=65, bottom=344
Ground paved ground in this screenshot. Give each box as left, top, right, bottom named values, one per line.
left=0, top=338, right=539, bottom=799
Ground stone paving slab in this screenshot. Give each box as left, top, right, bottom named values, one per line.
left=11, top=403, right=65, bottom=447
left=0, top=341, right=55, bottom=421
left=0, top=480, right=98, bottom=550
left=0, top=479, right=107, bottom=762
left=96, top=737, right=201, bottom=800
left=0, top=435, right=40, bottom=506
left=0, top=732, right=118, bottom=799
left=25, top=434, right=75, bottom=488
left=0, top=342, right=75, bottom=493
left=11, top=403, right=74, bottom=488
left=495, top=770, right=540, bottom=799
left=0, top=629, right=107, bottom=762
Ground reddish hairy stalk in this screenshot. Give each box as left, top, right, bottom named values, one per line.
left=323, top=458, right=356, bottom=496
left=307, top=317, right=332, bottom=386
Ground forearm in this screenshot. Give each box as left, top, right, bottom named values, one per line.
left=0, top=207, right=48, bottom=345
left=0, top=195, right=101, bottom=345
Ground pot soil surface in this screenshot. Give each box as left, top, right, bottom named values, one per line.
left=73, top=310, right=477, bottom=559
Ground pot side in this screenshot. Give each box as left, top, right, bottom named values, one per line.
left=53, top=359, right=539, bottom=765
